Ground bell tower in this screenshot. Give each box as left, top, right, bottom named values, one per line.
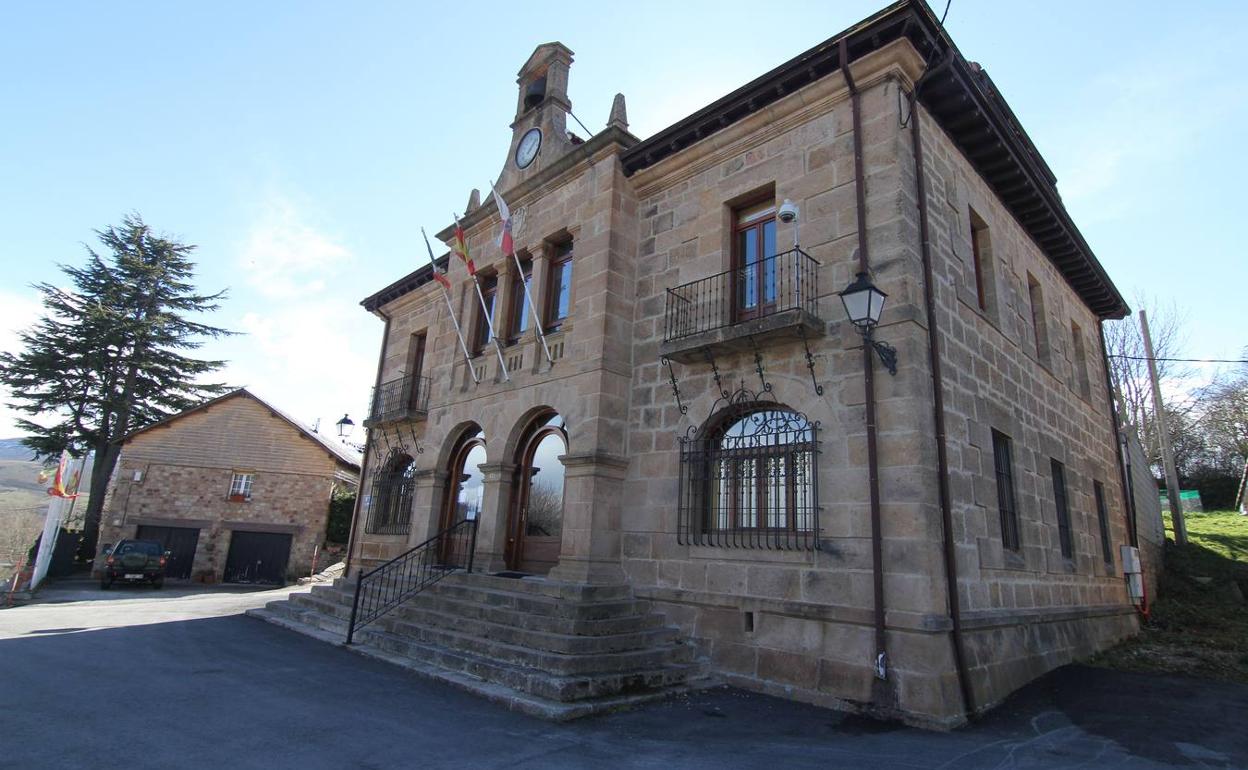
left=496, top=42, right=577, bottom=191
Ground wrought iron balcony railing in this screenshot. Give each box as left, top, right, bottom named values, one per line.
left=663, top=248, right=821, bottom=343
left=367, top=373, right=430, bottom=425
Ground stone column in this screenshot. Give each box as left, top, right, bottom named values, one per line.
left=546, top=452, right=629, bottom=585
left=407, top=468, right=449, bottom=546
left=475, top=461, right=517, bottom=572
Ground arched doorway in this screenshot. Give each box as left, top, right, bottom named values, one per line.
left=506, top=412, right=566, bottom=574
left=440, top=428, right=486, bottom=562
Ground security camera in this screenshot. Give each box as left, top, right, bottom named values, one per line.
left=778, top=199, right=799, bottom=223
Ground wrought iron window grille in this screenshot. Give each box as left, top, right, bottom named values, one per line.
left=365, top=449, right=415, bottom=536
left=677, top=386, right=821, bottom=551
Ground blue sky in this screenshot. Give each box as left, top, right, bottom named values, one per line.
left=1, top=0, right=1245, bottom=440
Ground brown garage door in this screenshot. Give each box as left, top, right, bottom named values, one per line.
left=135, top=525, right=200, bottom=580
left=223, top=531, right=292, bottom=585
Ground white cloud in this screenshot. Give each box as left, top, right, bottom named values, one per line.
left=237, top=193, right=353, bottom=299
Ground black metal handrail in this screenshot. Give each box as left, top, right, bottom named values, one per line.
left=663, top=248, right=821, bottom=342
left=368, top=373, right=431, bottom=424
left=346, top=517, right=477, bottom=644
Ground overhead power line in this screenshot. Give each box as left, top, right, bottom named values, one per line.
left=1106, top=355, right=1248, bottom=364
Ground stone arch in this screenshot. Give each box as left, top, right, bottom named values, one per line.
left=504, top=408, right=568, bottom=574
left=436, top=420, right=486, bottom=470
left=502, top=404, right=564, bottom=462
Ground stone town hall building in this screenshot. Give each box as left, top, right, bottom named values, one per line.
left=257, top=0, right=1146, bottom=728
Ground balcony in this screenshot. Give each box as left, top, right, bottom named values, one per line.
left=660, top=248, right=824, bottom=363
left=365, top=373, right=431, bottom=426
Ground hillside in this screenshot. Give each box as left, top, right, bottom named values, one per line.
left=0, top=438, right=38, bottom=462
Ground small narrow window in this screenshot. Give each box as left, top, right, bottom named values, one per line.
left=969, top=209, right=990, bottom=312
left=474, top=273, right=498, bottom=353
left=1027, top=274, right=1050, bottom=366
left=1094, top=480, right=1113, bottom=565
left=508, top=257, right=533, bottom=344
left=1050, top=459, right=1073, bottom=559
left=545, top=242, right=573, bottom=332
left=992, top=430, right=1020, bottom=551
left=229, top=472, right=254, bottom=501
left=406, top=332, right=427, bottom=412
left=1070, top=321, right=1091, bottom=399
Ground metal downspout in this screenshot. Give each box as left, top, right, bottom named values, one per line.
left=839, top=38, right=890, bottom=697
left=344, top=309, right=391, bottom=578
left=906, top=51, right=976, bottom=718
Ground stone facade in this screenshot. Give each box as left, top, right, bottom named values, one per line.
left=350, top=3, right=1142, bottom=728
left=97, top=390, right=359, bottom=583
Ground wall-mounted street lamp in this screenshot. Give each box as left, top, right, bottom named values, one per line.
left=838, top=272, right=898, bottom=376
left=335, top=413, right=355, bottom=438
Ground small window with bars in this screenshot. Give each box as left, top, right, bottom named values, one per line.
left=678, top=399, right=819, bottom=550
left=1050, top=458, right=1073, bottom=559
left=991, top=430, right=1020, bottom=551
left=228, top=472, right=253, bottom=501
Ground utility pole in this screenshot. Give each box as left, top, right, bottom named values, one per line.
left=1139, top=310, right=1186, bottom=544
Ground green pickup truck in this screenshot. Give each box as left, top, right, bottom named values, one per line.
left=101, top=539, right=169, bottom=589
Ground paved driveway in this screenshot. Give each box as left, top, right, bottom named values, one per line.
left=2, top=581, right=1246, bottom=769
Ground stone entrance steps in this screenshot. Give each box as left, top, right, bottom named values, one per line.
left=247, top=571, right=706, bottom=720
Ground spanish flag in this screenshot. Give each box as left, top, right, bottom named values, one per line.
left=451, top=215, right=476, bottom=276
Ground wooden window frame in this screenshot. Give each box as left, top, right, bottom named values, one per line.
left=473, top=273, right=498, bottom=355
left=544, top=242, right=573, bottom=332
left=228, top=472, right=254, bottom=502
left=507, top=257, right=533, bottom=345
left=732, top=201, right=778, bottom=322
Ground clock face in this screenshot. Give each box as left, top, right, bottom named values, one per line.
left=515, top=128, right=542, bottom=169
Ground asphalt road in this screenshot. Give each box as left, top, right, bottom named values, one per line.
left=2, top=580, right=1246, bottom=769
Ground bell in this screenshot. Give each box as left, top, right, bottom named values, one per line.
left=524, top=76, right=547, bottom=110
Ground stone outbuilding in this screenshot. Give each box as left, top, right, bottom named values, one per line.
left=96, top=389, right=360, bottom=584
left=327, top=0, right=1149, bottom=728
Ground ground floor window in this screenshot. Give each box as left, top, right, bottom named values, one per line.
left=678, top=391, right=819, bottom=550
left=366, top=451, right=415, bottom=535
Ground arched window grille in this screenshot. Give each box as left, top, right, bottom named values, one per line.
left=678, top=390, right=820, bottom=550
left=366, top=450, right=415, bottom=535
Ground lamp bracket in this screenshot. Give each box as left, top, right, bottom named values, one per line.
left=661, top=356, right=688, bottom=415
left=799, top=326, right=824, bottom=396
left=749, top=336, right=773, bottom=394
left=871, top=338, right=898, bottom=376
left=701, top=347, right=730, bottom=400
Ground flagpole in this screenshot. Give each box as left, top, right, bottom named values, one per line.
left=491, top=183, right=553, bottom=368
left=422, top=228, right=479, bottom=384
left=453, top=214, right=510, bottom=382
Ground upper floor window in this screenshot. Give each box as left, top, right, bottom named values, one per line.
left=508, top=257, right=533, bottom=344
left=1027, top=274, right=1051, bottom=367
left=545, top=242, right=573, bottom=331
left=1050, top=458, right=1073, bottom=559
left=229, top=472, right=254, bottom=501
left=474, top=273, right=498, bottom=354
left=991, top=429, right=1020, bottom=552
left=1070, top=321, right=1091, bottom=399
left=734, top=200, right=777, bottom=321
left=678, top=396, right=818, bottom=551
left=969, top=208, right=995, bottom=315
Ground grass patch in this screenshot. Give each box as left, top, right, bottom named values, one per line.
left=1091, top=510, right=1248, bottom=683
